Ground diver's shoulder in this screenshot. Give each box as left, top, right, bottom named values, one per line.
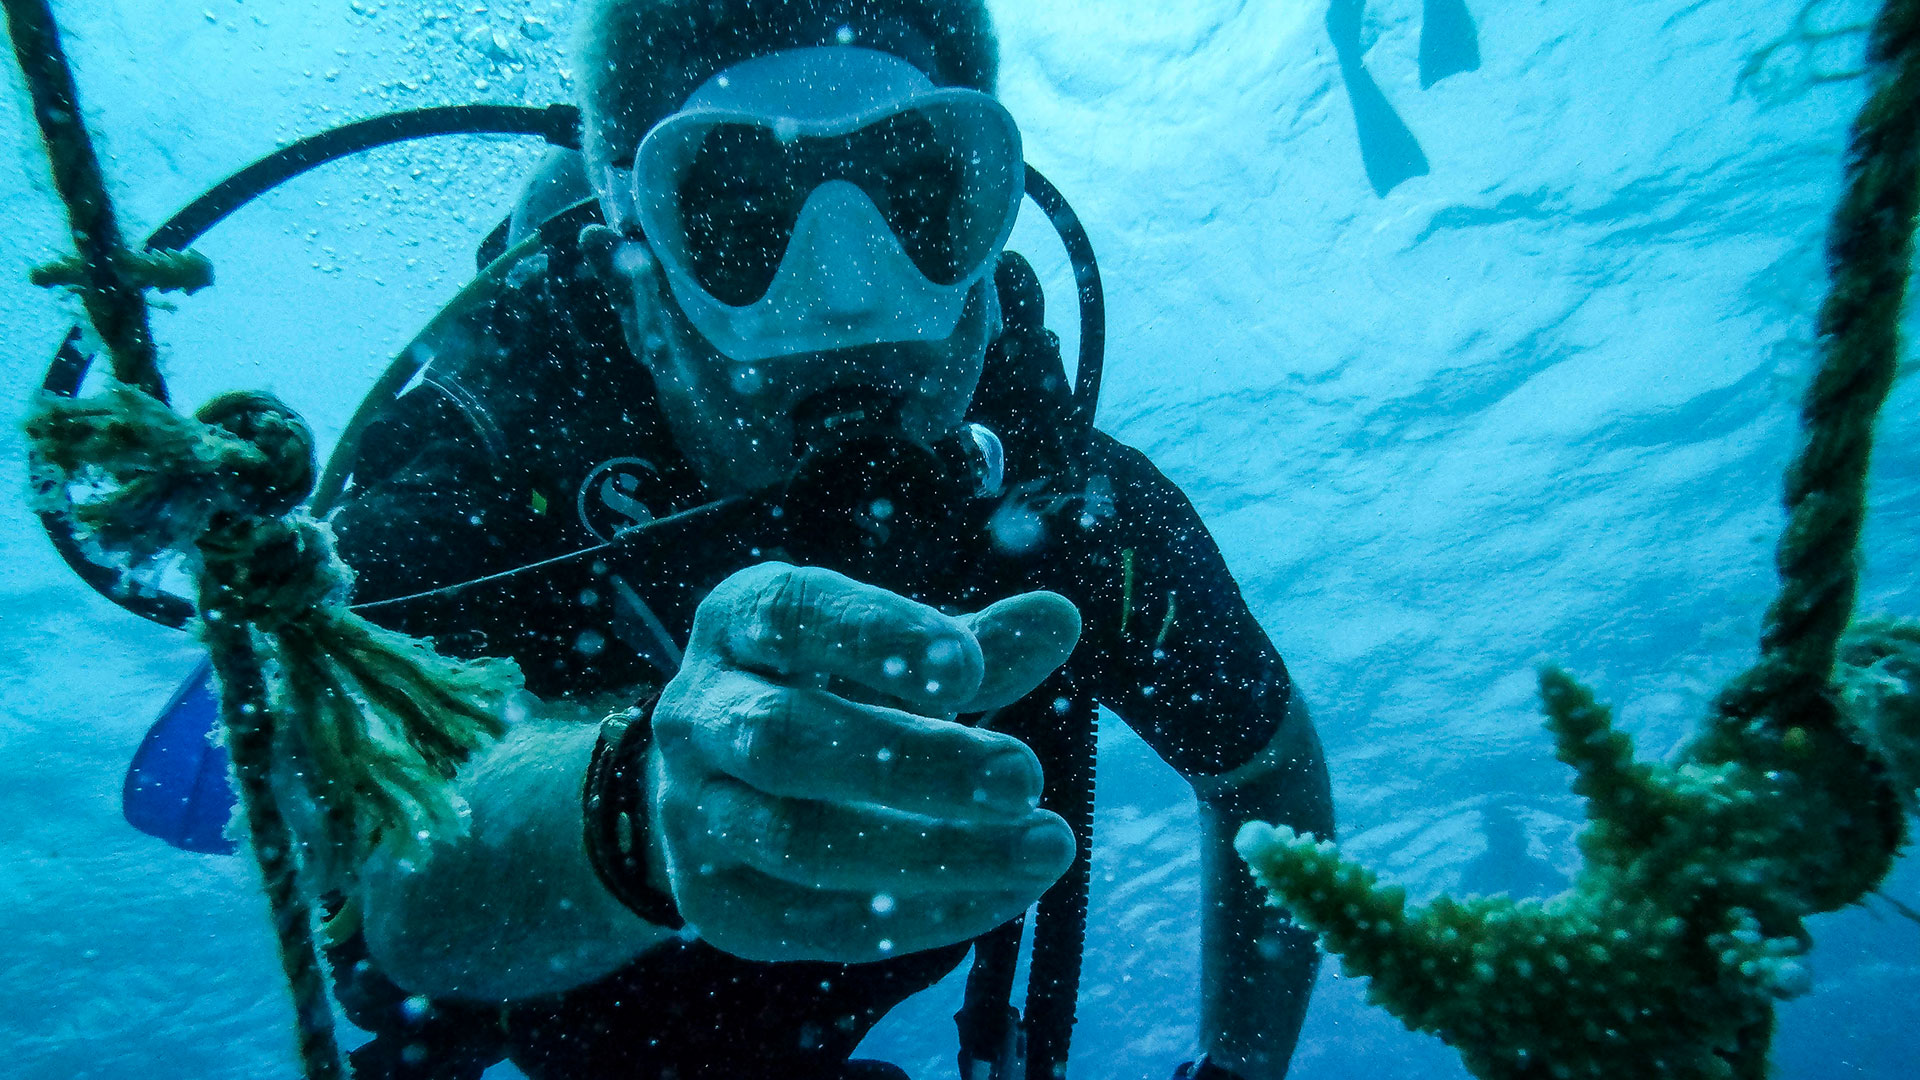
left=1081, top=428, right=1182, bottom=491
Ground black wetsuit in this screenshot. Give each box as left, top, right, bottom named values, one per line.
left=326, top=218, right=1292, bottom=1080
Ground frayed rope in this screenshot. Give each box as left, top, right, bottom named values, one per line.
left=28, top=384, right=518, bottom=864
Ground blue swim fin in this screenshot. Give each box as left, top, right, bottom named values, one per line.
left=1327, top=0, right=1431, bottom=197
left=123, top=657, right=239, bottom=855
left=1419, top=0, right=1482, bottom=88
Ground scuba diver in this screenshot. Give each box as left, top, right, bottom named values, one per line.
left=284, top=2, right=1336, bottom=1078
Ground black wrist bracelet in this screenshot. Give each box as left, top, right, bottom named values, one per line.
left=582, top=691, right=685, bottom=930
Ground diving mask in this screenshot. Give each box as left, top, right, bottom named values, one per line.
left=627, top=46, right=1024, bottom=364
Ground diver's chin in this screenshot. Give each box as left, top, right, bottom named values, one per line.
left=790, top=385, right=908, bottom=461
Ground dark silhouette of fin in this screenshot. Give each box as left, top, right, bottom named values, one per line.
left=123, top=657, right=239, bottom=855
left=1339, top=58, right=1432, bottom=196
left=1326, top=0, right=1430, bottom=197
left=1419, top=0, right=1482, bottom=88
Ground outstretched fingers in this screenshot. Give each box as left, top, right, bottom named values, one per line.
left=959, top=590, right=1082, bottom=713
left=665, top=669, right=1043, bottom=818
left=690, top=775, right=1074, bottom=894
left=693, top=563, right=987, bottom=715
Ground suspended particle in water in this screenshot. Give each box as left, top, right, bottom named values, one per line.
left=925, top=637, right=962, bottom=668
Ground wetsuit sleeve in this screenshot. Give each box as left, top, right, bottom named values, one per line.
left=327, top=386, right=549, bottom=653
left=324, top=248, right=664, bottom=698
left=1065, top=433, right=1292, bottom=777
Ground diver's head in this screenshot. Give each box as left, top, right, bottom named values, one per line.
left=577, top=1, right=998, bottom=205
left=575, top=0, right=1012, bottom=494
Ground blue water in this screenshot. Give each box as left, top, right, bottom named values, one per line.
left=3, top=1, right=1917, bottom=1077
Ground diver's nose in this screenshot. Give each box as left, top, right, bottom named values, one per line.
left=795, top=181, right=887, bottom=319
left=817, top=237, right=881, bottom=317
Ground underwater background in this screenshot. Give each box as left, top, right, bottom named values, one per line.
left=3, top=0, right=1917, bottom=1077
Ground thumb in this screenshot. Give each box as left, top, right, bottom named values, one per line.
left=958, top=591, right=1082, bottom=713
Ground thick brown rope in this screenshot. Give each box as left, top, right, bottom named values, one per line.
left=200, top=603, right=345, bottom=1080
left=1717, top=0, right=1920, bottom=728
left=2, top=0, right=164, bottom=398
left=26, top=381, right=518, bottom=1080
left=5, top=4, right=348, bottom=1076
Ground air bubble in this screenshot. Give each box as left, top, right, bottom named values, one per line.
left=925, top=638, right=962, bottom=666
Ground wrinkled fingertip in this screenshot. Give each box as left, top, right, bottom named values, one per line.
left=1022, top=813, right=1077, bottom=881
left=973, top=590, right=1082, bottom=660
left=915, top=622, right=987, bottom=709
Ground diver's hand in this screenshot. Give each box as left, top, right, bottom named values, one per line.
left=649, top=562, right=1081, bottom=963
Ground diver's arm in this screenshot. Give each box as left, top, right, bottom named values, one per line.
left=356, top=713, right=675, bottom=1002
left=1065, top=435, right=1334, bottom=1078
left=356, top=564, right=1084, bottom=997
left=1189, top=692, right=1333, bottom=1080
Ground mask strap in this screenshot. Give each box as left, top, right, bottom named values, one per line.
left=600, top=163, right=643, bottom=239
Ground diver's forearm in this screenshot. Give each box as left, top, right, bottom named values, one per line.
left=357, top=717, right=669, bottom=1001
left=1194, top=695, right=1334, bottom=1080
left=1198, top=798, right=1321, bottom=1080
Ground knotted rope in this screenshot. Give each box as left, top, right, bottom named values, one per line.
left=1698, top=0, right=1920, bottom=908
left=3, top=0, right=163, bottom=398
left=26, top=386, right=521, bottom=1080
left=1715, top=0, right=1920, bottom=729
left=9, top=4, right=517, bottom=1077
left=29, top=386, right=521, bottom=858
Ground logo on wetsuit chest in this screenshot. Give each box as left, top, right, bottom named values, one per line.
left=577, top=456, right=664, bottom=542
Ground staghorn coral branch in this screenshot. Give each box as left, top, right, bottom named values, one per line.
left=1539, top=667, right=1678, bottom=859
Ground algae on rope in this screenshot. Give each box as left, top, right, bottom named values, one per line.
left=27, top=384, right=521, bottom=866
left=1237, top=0, right=1920, bottom=1075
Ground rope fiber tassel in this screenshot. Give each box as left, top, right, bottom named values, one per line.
left=31, top=388, right=522, bottom=860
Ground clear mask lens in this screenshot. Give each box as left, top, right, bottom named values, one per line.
left=668, top=102, right=1018, bottom=306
